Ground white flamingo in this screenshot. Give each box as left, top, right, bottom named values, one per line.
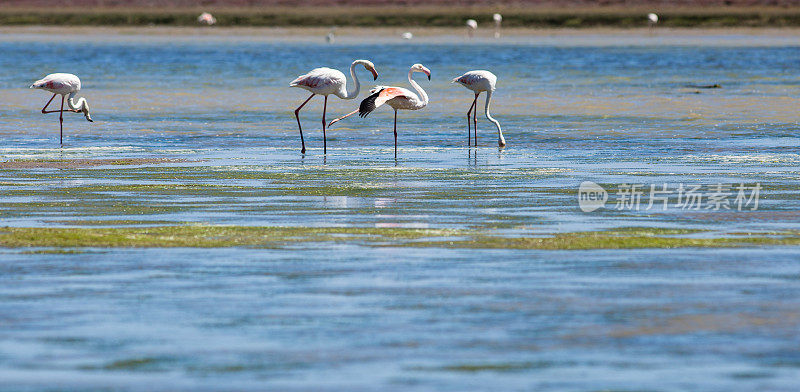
left=493, top=13, right=502, bottom=38
left=648, top=13, right=659, bottom=29
left=30, top=73, right=93, bottom=144
left=328, top=64, right=431, bottom=158
left=197, top=12, right=216, bottom=25
left=452, top=70, right=506, bottom=147
left=289, top=59, right=378, bottom=154
left=466, top=19, right=478, bottom=38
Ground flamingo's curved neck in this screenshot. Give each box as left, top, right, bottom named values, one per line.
left=340, top=61, right=362, bottom=99
left=66, top=93, right=82, bottom=110
left=484, top=90, right=506, bottom=146
left=408, top=69, right=428, bottom=107
left=66, top=92, right=91, bottom=120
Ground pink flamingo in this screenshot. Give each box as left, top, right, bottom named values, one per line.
left=328, top=64, right=431, bottom=158
left=30, top=73, right=93, bottom=144
left=453, top=70, right=506, bottom=147
left=197, top=12, right=217, bottom=25
left=289, top=59, right=378, bottom=154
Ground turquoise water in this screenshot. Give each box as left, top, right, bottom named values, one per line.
left=0, top=30, right=799, bottom=391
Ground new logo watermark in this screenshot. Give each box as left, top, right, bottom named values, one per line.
left=578, top=182, right=761, bottom=212
left=578, top=181, right=608, bottom=212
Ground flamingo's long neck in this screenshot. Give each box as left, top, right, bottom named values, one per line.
left=66, top=93, right=85, bottom=111
left=67, top=92, right=92, bottom=121
left=341, top=61, right=361, bottom=99
left=484, top=90, right=506, bottom=146
left=408, top=69, right=428, bottom=107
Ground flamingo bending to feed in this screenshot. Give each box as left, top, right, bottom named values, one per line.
left=452, top=70, right=506, bottom=147
left=30, top=73, right=93, bottom=144
left=289, top=59, right=378, bottom=154
left=328, top=64, right=431, bottom=158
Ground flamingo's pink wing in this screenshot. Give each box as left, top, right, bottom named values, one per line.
left=33, top=78, right=67, bottom=90
left=359, top=87, right=409, bottom=117
left=47, top=79, right=70, bottom=90
left=455, top=73, right=482, bottom=86
left=290, top=70, right=338, bottom=90
left=377, top=88, right=409, bottom=104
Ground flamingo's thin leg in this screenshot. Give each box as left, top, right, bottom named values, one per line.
left=41, top=94, right=57, bottom=113
left=42, top=95, right=73, bottom=114
left=59, top=95, right=64, bottom=144
left=466, top=93, right=478, bottom=146
left=294, top=93, right=315, bottom=154
left=393, top=109, right=398, bottom=159
left=322, top=95, right=327, bottom=154
left=473, top=95, right=478, bottom=146
left=328, top=109, right=358, bottom=128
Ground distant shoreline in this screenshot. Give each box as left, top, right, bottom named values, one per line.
left=2, top=26, right=798, bottom=48
left=1, top=6, right=799, bottom=28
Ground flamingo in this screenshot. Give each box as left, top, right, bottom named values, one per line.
left=325, top=26, right=336, bottom=43
left=328, top=64, right=431, bottom=158
left=648, top=13, right=659, bottom=29
left=493, top=13, right=502, bottom=38
left=452, top=70, right=506, bottom=147
left=289, top=59, right=378, bottom=154
left=466, top=19, right=478, bottom=38
left=197, top=12, right=216, bottom=25
left=30, top=73, right=93, bottom=144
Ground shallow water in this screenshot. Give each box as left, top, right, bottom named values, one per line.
left=0, top=30, right=799, bottom=391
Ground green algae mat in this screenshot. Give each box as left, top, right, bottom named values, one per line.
left=2, top=226, right=799, bottom=250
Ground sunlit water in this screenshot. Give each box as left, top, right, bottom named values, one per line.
left=0, top=30, right=799, bottom=391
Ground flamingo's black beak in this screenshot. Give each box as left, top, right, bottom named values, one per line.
left=427, top=74, right=431, bottom=81
left=370, top=68, right=378, bottom=81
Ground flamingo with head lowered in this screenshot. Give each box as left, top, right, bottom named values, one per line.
left=30, top=73, right=93, bottom=145
left=289, top=59, right=378, bottom=154
left=453, top=70, right=506, bottom=147
left=328, top=63, right=431, bottom=158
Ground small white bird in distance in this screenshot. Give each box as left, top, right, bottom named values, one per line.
left=466, top=19, right=477, bottom=38
left=401, top=32, right=413, bottom=40
left=493, top=13, right=502, bottom=38
left=198, top=12, right=216, bottom=26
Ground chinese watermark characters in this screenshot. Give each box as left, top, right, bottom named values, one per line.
left=578, top=181, right=761, bottom=212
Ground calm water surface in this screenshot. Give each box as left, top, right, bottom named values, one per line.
left=0, top=30, right=799, bottom=391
